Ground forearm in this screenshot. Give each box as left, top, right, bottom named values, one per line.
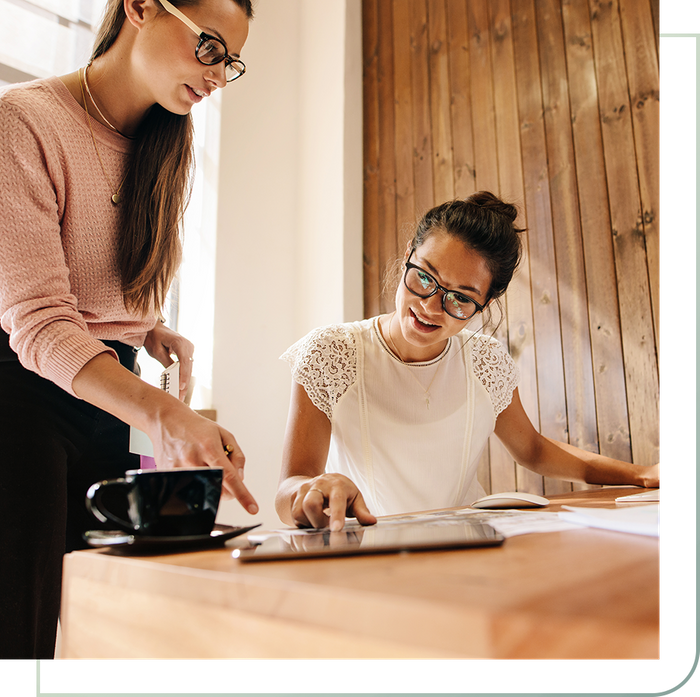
left=73, top=353, right=258, bottom=511
left=495, top=390, right=658, bottom=489
left=277, top=380, right=333, bottom=525
left=539, top=438, right=657, bottom=487
left=72, top=352, right=185, bottom=434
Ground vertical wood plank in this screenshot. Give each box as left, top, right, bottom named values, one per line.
left=377, top=0, right=398, bottom=314
left=467, top=0, right=500, bottom=192
left=446, top=0, right=477, bottom=199
left=427, top=0, right=455, bottom=204
left=409, top=0, right=435, bottom=219
left=468, top=0, right=515, bottom=493
left=393, top=0, right=417, bottom=247
left=490, top=0, right=543, bottom=495
left=536, top=0, right=598, bottom=493
left=362, top=0, right=381, bottom=318
left=619, top=0, right=660, bottom=354
left=561, top=0, right=631, bottom=464
left=512, top=0, right=569, bottom=496
left=589, top=0, right=659, bottom=466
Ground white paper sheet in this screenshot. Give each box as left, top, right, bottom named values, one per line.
left=558, top=503, right=659, bottom=537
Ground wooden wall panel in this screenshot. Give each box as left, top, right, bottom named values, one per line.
left=361, top=0, right=660, bottom=494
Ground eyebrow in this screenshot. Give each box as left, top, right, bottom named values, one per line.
left=418, top=257, right=485, bottom=298
left=200, top=26, right=240, bottom=56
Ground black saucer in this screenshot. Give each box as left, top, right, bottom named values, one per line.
left=83, top=523, right=261, bottom=555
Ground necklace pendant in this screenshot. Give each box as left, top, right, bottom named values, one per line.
left=425, top=394, right=431, bottom=409
left=111, top=193, right=121, bottom=204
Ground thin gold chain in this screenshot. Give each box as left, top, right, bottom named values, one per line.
left=83, top=64, right=133, bottom=139
left=79, top=68, right=126, bottom=205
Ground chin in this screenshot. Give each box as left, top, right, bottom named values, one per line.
left=157, top=96, right=195, bottom=116
left=169, top=104, right=195, bottom=116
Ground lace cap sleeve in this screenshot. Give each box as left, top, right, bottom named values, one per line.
left=470, top=334, right=520, bottom=418
left=280, top=324, right=357, bottom=421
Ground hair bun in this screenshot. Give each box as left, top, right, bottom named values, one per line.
left=465, top=191, right=519, bottom=223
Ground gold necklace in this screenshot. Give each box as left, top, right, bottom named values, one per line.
left=385, top=313, right=448, bottom=410
left=79, top=68, right=126, bottom=205
left=83, top=64, right=133, bottom=139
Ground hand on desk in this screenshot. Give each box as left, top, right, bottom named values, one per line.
left=641, top=463, right=659, bottom=489
left=291, top=473, right=377, bottom=532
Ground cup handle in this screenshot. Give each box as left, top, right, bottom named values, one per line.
left=85, top=478, right=135, bottom=531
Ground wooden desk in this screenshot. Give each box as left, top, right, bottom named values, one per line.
left=59, top=487, right=658, bottom=659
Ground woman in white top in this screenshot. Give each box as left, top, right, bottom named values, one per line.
left=276, top=192, right=659, bottom=531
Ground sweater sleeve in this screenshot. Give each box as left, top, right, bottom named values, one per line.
left=0, top=92, right=117, bottom=395
left=280, top=324, right=358, bottom=421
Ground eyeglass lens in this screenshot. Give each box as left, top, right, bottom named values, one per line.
left=405, top=267, right=477, bottom=320
left=196, top=37, right=245, bottom=81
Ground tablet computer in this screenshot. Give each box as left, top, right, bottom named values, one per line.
left=232, top=519, right=505, bottom=562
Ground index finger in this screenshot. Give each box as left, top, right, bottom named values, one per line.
left=219, top=440, right=258, bottom=514
left=328, top=488, right=348, bottom=532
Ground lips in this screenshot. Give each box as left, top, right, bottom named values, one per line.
left=186, top=85, right=209, bottom=102
left=409, top=308, right=440, bottom=333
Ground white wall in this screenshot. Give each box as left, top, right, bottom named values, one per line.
left=212, top=0, right=363, bottom=530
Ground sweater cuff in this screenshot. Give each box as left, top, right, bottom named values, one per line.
left=42, top=334, right=119, bottom=397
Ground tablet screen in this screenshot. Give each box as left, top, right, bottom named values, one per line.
left=232, top=519, right=505, bottom=562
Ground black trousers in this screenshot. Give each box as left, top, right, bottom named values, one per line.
left=0, top=332, right=140, bottom=658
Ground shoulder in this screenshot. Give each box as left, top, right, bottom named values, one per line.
left=0, top=78, right=60, bottom=121
left=281, top=322, right=362, bottom=421
left=469, top=332, right=511, bottom=361
left=282, top=322, right=358, bottom=361
left=280, top=321, right=360, bottom=386
left=467, top=332, right=520, bottom=417
left=0, top=78, right=75, bottom=154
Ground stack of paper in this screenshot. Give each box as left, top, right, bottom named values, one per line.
left=558, top=504, right=659, bottom=537
left=615, top=490, right=659, bottom=503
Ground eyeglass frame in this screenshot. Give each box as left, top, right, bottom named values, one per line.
left=403, top=249, right=487, bottom=321
left=159, top=0, right=246, bottom=82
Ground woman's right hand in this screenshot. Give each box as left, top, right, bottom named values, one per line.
left=147, top=396, right=258, bottom=515
left=290, top=474, right=376, bottom=531
left=72, top=353, right=258, bottom=515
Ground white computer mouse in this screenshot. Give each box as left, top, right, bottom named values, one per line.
left=470, top=491, right=550, bottom=509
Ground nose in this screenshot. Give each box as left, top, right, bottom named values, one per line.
left=420, top=291, right=444, bottom=315
left=205, top=64, right=227, bottom=89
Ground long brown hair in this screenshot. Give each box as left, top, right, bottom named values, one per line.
left=91, top=0, right=253, bottom=316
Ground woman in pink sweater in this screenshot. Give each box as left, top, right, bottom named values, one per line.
left=0, top=0, right=256, bottom=657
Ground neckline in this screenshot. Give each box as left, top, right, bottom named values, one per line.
left=47, top=76, right=133, bottom=153
left=372, top=316, right=452, bottom=367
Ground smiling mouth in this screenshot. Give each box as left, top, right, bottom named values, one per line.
left=189, top=86, right=209, bottom=98
left=410, top=308, right=439, bottom=328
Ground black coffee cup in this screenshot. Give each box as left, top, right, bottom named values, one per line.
left=86, top=468, right=223, bottom=537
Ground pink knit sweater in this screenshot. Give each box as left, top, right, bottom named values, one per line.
left=0, top=77, right=156, bottom=396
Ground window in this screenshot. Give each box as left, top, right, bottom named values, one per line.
left=0, top=0, right=105, bottom=86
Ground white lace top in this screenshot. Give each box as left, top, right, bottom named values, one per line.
left=281, top=317, right=519, bottom=516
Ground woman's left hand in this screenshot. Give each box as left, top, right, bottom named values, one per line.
left=640, top=463, right=659, bottom=488
left=144, top=321, right=195, bottom=402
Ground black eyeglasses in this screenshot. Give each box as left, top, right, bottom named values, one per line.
left=403, top=250, right=486, bottom=321
left=160, top=0, right=246, bottom=83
